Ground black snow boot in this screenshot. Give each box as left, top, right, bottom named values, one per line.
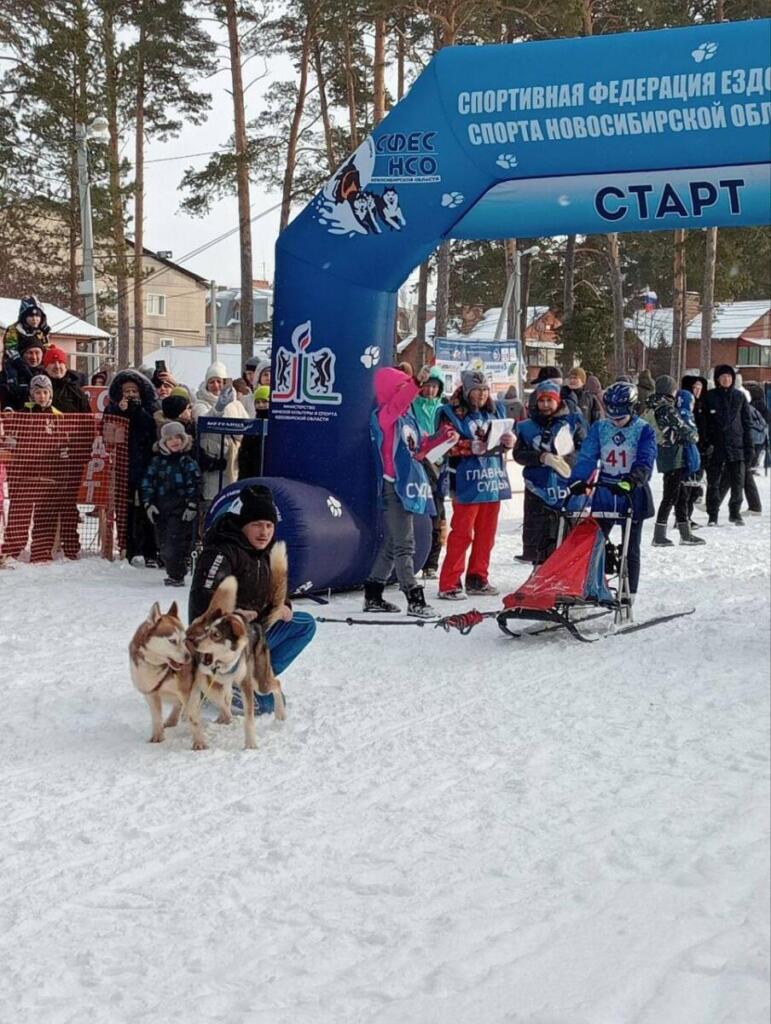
left=406, top=585, right=436, bottom=620
left=362, top=580, right=401, bottom=613
left=729, top=513, right=746, bottom=526
left=676, top=521, right=706, bottom=546
left=652, top=522, right=674, bottom=547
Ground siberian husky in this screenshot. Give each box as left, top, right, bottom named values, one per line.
left=129, top=600, right=206, bottom=750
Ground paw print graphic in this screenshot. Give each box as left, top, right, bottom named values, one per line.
left=441, top=192, right=464, bottom=208
left=496, top=153, right=518, bottom=170
left=360, top=345, right=381, bottom=368
left=327, top=496, right=343, bottom=518
left=691, top=42, right=718, bottom=62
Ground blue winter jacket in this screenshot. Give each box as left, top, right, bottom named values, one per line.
left=571, top=416, right=657, bottom=520
left=514, top=406, right=586, bottom=508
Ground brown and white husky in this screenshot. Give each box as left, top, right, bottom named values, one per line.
left=186, top=543, right=288, bottom=750
left=129, top=600, right=207, bottom=750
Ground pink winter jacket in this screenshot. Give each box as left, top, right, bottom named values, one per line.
left=374, top=368, right=421, bottom=480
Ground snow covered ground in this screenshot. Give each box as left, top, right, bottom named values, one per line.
left=1, top=479, right=769, bottom=1024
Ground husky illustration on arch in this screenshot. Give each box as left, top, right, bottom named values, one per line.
left=317, top=138, right=406, bottom=238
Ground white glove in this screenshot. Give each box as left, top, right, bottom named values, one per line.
left=181, top=504, right=198, bottom=522
left=542, top=452, right=572, bottom=478
left=145, top=504, right=159, bottom=524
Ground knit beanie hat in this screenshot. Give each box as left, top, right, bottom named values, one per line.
left=235, top=484, right=278, bottom=526
left=254, top=385, right=270, bottom=402
left=170, top=386, right=189, bottom=399
left=534, top=365, right=562, bottom=384
left=461, top=370, right=487, bottom=399
left=205, top=361, right=228, bottom=383
left=161, top=394, right=190, bottom=420
left=535, top=380, right=561, bottom=401
left=18, top=335, right=46, bottom=356
left=160, top=421, right=186, bottom=441
left=244, top=356, right=260, bottom=371
left=655, top=374, right=677, bottom=396
left=29, top=374, right=53, bottom=393
left=42, top=345, right=67, bottom=367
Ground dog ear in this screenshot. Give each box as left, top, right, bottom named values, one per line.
left=167, top=601, right=179, bottom=618
left=148, top=602, right=161, bottom=624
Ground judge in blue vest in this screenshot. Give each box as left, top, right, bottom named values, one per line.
left=364, top=365, right=459, bottom=619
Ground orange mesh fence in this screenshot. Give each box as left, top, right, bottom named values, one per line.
left=0, top=412, right=129, bottom=563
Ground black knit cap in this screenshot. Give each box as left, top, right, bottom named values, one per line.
left=236, top=484, right=277, bottom=525
left=161, top=394, right=190, bottom=420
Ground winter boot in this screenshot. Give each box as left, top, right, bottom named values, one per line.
left=652, top=522, right=674, bottom=547
left=406, top=586, right=436, bottom=619
left=707, top=515, right=718, bottom=527
left=362, top=580, right=401, bottom=613
left=465, top=574, right=499, bottom=596
left=729, top=512, right=746, bottom=526
left=676, top=521, right=706, bottom=546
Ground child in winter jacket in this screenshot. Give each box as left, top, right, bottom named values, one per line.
left=513, top=380, right=586, bottom=564
left=141, top=422, right=202, bottom=586
left=643, top=375, right=705, bottom=547
left=411, top=368, right=448, bottom=579
left=364, top=365, right=458, bottom=618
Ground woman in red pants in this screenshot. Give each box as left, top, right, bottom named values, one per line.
left=437, top=371, right=515, bottom=599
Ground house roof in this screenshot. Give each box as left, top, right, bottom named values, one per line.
left=0, top=297, right=110, bottom=339
left=126, top=240, right=210, bottom=287
left=210, top=288, right=273, bottom=329
left=625, top=307, right=679, bottom=348
left=686, top=300, right=771, bottom=340
left=396, top=307, right=551, bottom=354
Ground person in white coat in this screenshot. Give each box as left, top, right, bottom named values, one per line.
left=192, top=362, right=249, bottom=503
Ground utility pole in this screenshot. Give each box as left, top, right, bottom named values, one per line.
left=210, top=280, right=218, bottom=363
left=495, top=246, right=538, bottom=388
left=75, top=121, right=107, bottom=327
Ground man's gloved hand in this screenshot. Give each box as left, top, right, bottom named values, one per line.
left=145, top=504, right=159, bottom=525
left=609, top=478, right=635, bottom=497
left=568, top=479, right=590, bottom=495
left=214, top=385, right=235, bottom=412
left=181, top=503, right=198, bottom=522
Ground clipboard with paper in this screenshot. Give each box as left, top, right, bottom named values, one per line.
left=485, top=418, right=515, bottom=450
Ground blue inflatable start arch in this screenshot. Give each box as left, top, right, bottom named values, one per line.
left=221, top=18, right=771, bottom=592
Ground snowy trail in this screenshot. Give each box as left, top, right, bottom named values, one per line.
left=1, top=484, right=769, bottom=1024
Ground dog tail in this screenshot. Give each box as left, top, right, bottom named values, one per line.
left=210, top=575, right=238, bottom=615
left=262, top=542, right=289, bottom=630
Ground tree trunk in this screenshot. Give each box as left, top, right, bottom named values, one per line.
left=504, top=239, right=516, bottom=339
left=606, top=233, right=625, bottom=377
left=670, top=229, right=687, bottom=379
left=133, top=22, right=146, bottom=368
left=373, top=16, right=386, bottom=124
left=415, top=261, right=429, bottom=369
left=519, top=251, right=531, bottom=343
left=344, top=26, right=358, bottom=149
left=103, top=8, right=131, bottom=369
left=224, top=0, right=254, bottom=368
left=312, top=36, right=336, bottom=172
left=280, top=14, right=312, bottom=232
left=700, top=231, right=718, bottom=375
left=396, top=16, right=405, bottom=100
left=563, top=234, right=576, bottom=322
left=434, top=240, right=451, bottom=340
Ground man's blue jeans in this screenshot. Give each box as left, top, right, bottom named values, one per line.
left=266, top=611, right=317, bottom=674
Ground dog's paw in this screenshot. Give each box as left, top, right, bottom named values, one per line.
left=215, top=711, right=233, bottom=725
left=148, top=732, right=165, bottom=743
left=243, top=738, right=258, bottom=750
left=191, top=738, right=209, bottom=751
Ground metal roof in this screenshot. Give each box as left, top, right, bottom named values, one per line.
left=0, top=298, right=110, bottom=339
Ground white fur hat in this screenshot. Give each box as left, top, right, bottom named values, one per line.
left=205, top=362, right=228, bottom=382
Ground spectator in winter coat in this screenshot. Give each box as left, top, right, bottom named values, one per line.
left=500, top=384, right=525, bottom=422
left=2, top=296, right=51, bottom=365
left=141, top=422, right=201, bottom=586
left=106, top=370, right=159, bottom=566
left=635, top=369, right=655, bottom=415
left=643, top=376, right=705, bottom=547
left=704, top=364, right=754, bottom=526
left=746, top=383, right=770, bottom=474
left=676, top=388, right=704, bottom=528
left=42, top=346, right=90, bottom=413
left=189, top=484, right=316, bottom=713
left=157, top=392, right=195, bottom=438
left=0, top=333, right=48, bottom=410
left=569, top=381, right=657, bottom=596
left=561, top=367, right=603, bottom=428
left=90, top=370, right=108, bottom=386
left=237, top=385, right=270, bottom=480
left=192, top=362, right=249, bottom=504
left=680, top=375, right=710, bottom=452
left=364, top=366, right=457, bottom=617
left=514, top=380, right=586, bottom=564
left=2, top=375, right=66, bottom=562
left=412, top=368, right=449, bottom=579
left=584, top=374, right=605, bottom=414
left=437, top=370, right=515, bottom=599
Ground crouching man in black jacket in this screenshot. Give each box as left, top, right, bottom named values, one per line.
left=189, top=484, right=316, bottom=713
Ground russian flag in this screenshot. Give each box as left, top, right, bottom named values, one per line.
left=642, top=288, right=658, bottom=313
